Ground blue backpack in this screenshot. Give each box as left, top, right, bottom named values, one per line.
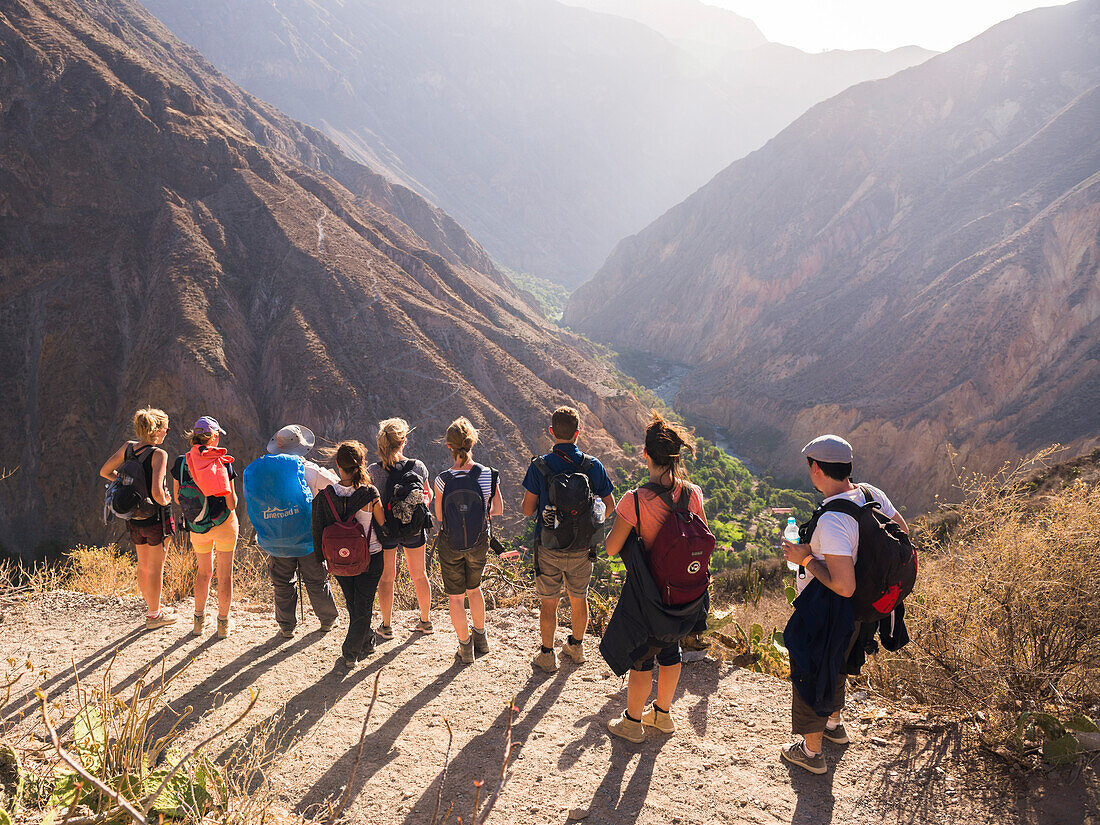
left=439, top=464, right=498, bottom=550
left=243, top=454, right=313, bottom=557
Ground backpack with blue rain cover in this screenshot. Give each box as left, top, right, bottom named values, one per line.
left=243, top=454, right=314, bottom=557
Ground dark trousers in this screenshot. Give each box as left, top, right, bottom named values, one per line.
left=791, top=623, right=862, bottom=735
left=334, top=551, right=384, bottom=662
left=268, top=553, right=339, bottom=631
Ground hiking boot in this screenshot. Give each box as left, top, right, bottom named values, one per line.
left=191, top=614, right=205, bottom=636
left=146, top=608, right=177, bottom=630
left=823, top=722, right=849, bottom=745
left=413, top=619, right=435, bottom=635
left=359, top=638, right=376, bottom=658
left=561, top=638, right=586, bottom=664
left=641, top=705, right=676, bottom=734
left=336, top=655, right=356, bottom=671
left=278, top=625, right=296, bottom=639
left=532, top=648, right=558, bottom=673
left=455, top=636, right=475, bottom=665
left=780, top=741, right=827, bottom=775
left=375, top=624, right=394, bottom=641
left=471, top=627, right=489, bottom=655
left=607, top=712, right=646, bottom=744
left=217, top=616, right=232, bottom=639
left=318, top=620, right=335, bottom=633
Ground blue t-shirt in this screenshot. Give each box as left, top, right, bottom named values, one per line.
left=522, top=443, right=614, bottom=523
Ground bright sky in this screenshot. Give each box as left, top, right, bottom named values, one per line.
left=711, top=1, right=1074, bottom=52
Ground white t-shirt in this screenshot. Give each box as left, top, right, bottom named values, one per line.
left=796, top=483, right=898, bottom=594
left=303, top=460, right=339, bottom=496
left=331, top=482, right=383, bottom=554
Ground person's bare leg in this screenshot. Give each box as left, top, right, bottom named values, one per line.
left=804, top=731, right=824, bottom=753
left=655, top=663, right=681, bottom=711
left=378, top=548, right=398, bottom=627
left=467, top=586, right=486, bottom=632
left=215, top=550, right=234, bottom=618
left=568, top=594, right=588, bottom=641
left=447, top=594, right=469, bottom=642
left=539, top=597, right=559, bottom=648
left=626, top=668, right=652, bottom=720
left=403, top=545, right=431, bottom=622
left=193, top=552, right=213, bottom=616
left=138, top=543, right=167, bottom=614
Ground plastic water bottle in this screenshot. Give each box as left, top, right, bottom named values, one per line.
left=783, top=517, right=801, bottom=572
left=593, top=498, right=606, bottom=524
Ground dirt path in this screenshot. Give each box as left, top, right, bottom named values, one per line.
left=3, top=591, right=1096, bottom=824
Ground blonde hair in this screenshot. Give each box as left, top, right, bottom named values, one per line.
left=335, top=440, right=369, bottom=488
left=377, top=418, right=409, bottom=468
left=133, top=407, right=168, bottom=442
left=445, top=417, right=478, bottom=464
left=644, top=410, right=696, bottom=488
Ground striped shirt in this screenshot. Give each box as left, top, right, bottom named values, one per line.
left=434, top=463, right=494, bottom=505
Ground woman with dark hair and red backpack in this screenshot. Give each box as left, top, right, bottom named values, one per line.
left=312, top=441, right=386, bottom=670
left=601, top=411, right=712, bottom=743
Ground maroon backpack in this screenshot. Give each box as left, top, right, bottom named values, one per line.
left=320, top=487, right=371, bottom=576
left=636, top=482, right=715, bottom=606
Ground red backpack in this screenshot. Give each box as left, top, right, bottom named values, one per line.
left=320, top=487, right=372, bottom=576
left=635, top=482, right=715, bottom=606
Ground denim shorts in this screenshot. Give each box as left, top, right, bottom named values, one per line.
left=380, top=528, right=428, bottom=551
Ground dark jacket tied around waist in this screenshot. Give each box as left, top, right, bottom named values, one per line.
left=599, top=537, right=708, bottom=677
left=785, top=578, right=856, bottom=717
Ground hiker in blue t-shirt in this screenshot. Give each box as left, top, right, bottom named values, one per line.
left=521, top=406, right=615, bottom=673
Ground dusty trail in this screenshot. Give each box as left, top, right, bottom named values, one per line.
left=3, top=591, right=1094, bottom=825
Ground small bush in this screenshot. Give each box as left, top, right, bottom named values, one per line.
left=871, top=448, right=1100, bottom=752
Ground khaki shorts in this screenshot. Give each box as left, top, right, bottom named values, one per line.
left=191, top=512, right=239, bottom=554
left=535, top=545, right=593, bottom=599
left=436, top=530, right=489, bottom=596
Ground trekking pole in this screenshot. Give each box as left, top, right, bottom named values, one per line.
left=298, top=571, right=304, bottom=624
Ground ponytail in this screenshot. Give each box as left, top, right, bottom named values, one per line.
left=377, top=417, right=409, bottom=468
left=334, top=440, right=368, bottom=488
left=643, top=410, right=695, bottom=488
left=445, top=417, right=478, bottom=464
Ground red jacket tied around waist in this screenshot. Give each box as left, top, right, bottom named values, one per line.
left=186, top=446, right=234, bottom=497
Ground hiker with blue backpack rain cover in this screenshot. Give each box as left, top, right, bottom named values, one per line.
left=171, top=416, right=238, bottom=639
left=779, top=434, right=915, bottom=775
left=601, top=412, right=714, bottom=743
left=243, top=424, right=339, bottom=638
left=100, top=406, right=177, bottom=630
left=433, top=417, right=504, bottom=665
left=521, top=406, right=616, bottom=673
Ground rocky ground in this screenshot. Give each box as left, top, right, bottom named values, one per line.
left=3, top=591, right=1096, bottom=825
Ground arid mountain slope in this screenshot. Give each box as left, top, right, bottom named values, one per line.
left=0, top=0, right=648, bottom=555
left=138, top=0, right=931, bottom=284
left=566, top=1, right=1100, bottom=511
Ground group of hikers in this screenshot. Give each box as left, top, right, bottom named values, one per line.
left=99, top=404, right=915, bottom=776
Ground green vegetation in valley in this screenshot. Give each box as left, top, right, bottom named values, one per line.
left=502, top=270, right=570, bottom=322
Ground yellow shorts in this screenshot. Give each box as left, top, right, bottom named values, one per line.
left=191, top=511, right=239, bottom=554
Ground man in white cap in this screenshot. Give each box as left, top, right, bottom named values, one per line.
left=243, top=424, right=339, bottom=637
left=778, top=434, right=908, bottom=774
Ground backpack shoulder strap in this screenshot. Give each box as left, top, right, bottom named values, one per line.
left=322, top=486, right=343, bottom=522
left=820, top=497, right=863, bottom=521
left=577, top=454, right=593, bottom=473
left=641, top=481, right=680, bottom=511
left=532, top=456, right=553, bottom=480
left=855, top=484, right=882, bottom=511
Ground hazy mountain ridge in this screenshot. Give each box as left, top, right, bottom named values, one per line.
left=558, top=0, right=767, bottom=51
left=138, top=0, right=932, bottom=284
left=0, top=0, right=650, bottom=553
left=565, top=1, right=1100, bottom=510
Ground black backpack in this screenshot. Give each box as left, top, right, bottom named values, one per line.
left=801, top=484, right=918, bottom=622
left=107, top=444, right=158, bottom=520
left=532, top=454, right=600, bottom=552
left=378, top=460, right=431, bottom=541
left=439, top=465, right=498, bottom=550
